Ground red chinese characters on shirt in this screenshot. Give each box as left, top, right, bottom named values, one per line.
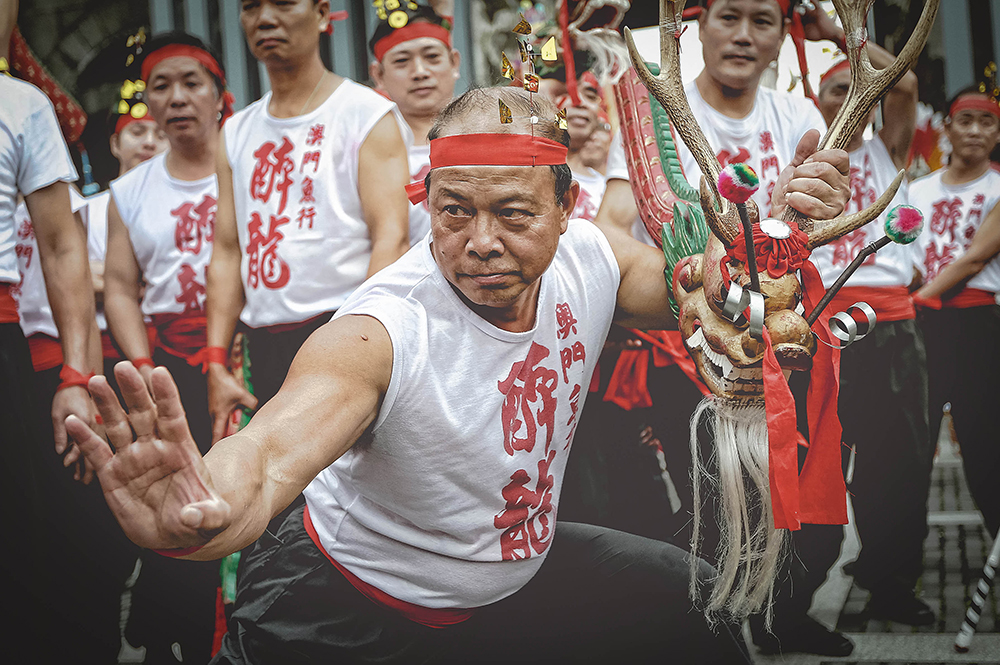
left=15, top=218, right=34, bottom=269
left=246, top=212, right=292, bottom=289
left=306, top=123, right=325, bottom=147
left=172, top=195, right=216, bottom=255
left=717, top=147, right=751, bottom=168
left=929, top=197, right=963, bottom=243
left=495, top=342, right=561, bottom=561
left=175, top=263, right=207, bottom=313
left=250, top=137, right=295, bottom=215
left=829, top=228, right=875, bottom=268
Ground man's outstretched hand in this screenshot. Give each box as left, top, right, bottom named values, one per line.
left=65, top=362, right=231, bottom=553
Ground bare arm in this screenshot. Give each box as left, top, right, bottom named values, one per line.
left=25, top=181, right=100, bottom=457
left=593, top=178, right=640, bottom=236
left=868, top=42, right=918, bottom=170
left=916, top=200, right=1000, bottom=300
left=358, top=113, right=410, bottom=276
left=205, top=134, right=256, bottom=442
left=65, top=314, right=392, bottom=560
left=103, top=196, right=152, bottom=376
left=603, top=221, right=677, bottom=330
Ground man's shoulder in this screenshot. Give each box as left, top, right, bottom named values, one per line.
left=331, top=79, right=395, bottom=115
left=0, top=77, right=56, bottom=141
left=110, top=153, right=162, bottom=201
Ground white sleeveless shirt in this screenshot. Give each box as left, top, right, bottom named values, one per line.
left=110, top=153, right=218, bottom=317
left=13, top=189, right=94, bottom=337
left=677, top=82, right=826, bottom=217
left=303, top=220, right=620, bottom=609
left=570, top=166, right=607, bottom=222
left=812, top=136, right=911, bottom=288
left=911, top=168, right=1000, bottom=294
left=225, top=79, right=395, bottom=327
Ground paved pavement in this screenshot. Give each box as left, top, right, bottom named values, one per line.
left=756, top=415, right=1000, bottom=665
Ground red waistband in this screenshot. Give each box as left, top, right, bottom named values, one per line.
left=826, top=286, right=915, bottom=322
left=27, top=334, right=63, bottom=372
left=0, top=283, right=18, bottom=324
left=150, top=313, right=207, bottom=363
left=943, top=288, right=996, bottom=309
left=302, top=505, right=475, bottom=629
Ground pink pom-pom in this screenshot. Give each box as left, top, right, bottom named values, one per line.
left=885, top=205, right=923, bottom=245
left=717, top=163, right=760, bottom=204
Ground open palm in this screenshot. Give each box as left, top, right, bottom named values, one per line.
left=65, top=362, right=231, bottom=553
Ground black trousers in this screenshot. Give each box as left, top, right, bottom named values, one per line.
left=241, top=314, right=332, bottom=410
left=922, top=305, right=1000, bottom=538
left=126, top=349, right=219, bottom=664
left=0, top=323, right=45, bottom=661
left=213, top=506, right=751, bottom=665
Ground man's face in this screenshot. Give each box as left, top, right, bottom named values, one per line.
left=240, top=0, right=326, bottom=65
left=946, top=105, right=1000, bottom=164
left=429, top=162, right=576, bottom=328
left=146, top=56, right=223, bottom=144
left=538, top=75, right=603, bottom=151
left=111, top=120, right=169, bottom=172
left=699, top=0, right=788, bottom=91
left=817, top=69, right=850, bottom=127
left=373, top=37, right=460, bottom=119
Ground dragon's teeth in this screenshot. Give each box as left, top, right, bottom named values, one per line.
left=686, top=328, right=705, bottom=349
left=721, top=356, right=734, bottom=379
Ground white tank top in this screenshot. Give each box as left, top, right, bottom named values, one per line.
left=570, top=166, right=607, bottom=222
left=911, top=168, right=1000, bottom=293
left=110, top=153, right=218, bottom=317
left=811, top=136, right=911, bottom=288
left=13, top=188, right=93, bottom=337
left=677, top=82, right=826, bottom=217
left=303, top=220, right=621, bottom=609
left=225, top=79, right=396, bottom=327
left=407, top=142, right=431, bottom=245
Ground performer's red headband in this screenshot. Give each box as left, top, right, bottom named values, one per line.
left=405, top=133, right=568, bottom=204
left=950, top=94, right=1000, bottom=120
left=820, top=59, right=851, bottom=87
left=114, top=114, right=156, bottom=136
left=140, top=44, right=234, bottom=122
left=374, top=23, right=452, bottom=62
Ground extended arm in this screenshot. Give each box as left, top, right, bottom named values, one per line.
left=103, top=197, right=153, bottom=381
left=869, top=43, right=918, bottom=170
left=206, top=133, right=256, bottom=443
left=358, top=113, right=410, bottom=275
left=65, top=313, right=392, bottom=560
left=916, top=201, right=1000, bottom=300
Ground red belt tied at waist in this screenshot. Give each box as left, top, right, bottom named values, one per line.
left=0, top=283, right=18, bottom=323
left=303, top=505, right=475, bottom=629
left=150, top=313, right=208, bottom=366
left=913, top=287, right=996, bottom=310
left=27, top=334, right=63, bottom=372
left=827, top=286, right=915, bottom=322
left=598, top=329, right=710, bottom=410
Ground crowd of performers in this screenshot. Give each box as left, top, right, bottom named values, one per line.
left=0, top=0, right=998, bottom=662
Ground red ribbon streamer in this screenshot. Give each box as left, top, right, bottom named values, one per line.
left=558, top=0, right=582, bottom=107
left=762, top=327, right=801, bottom=530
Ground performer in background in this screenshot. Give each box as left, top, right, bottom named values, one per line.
left=0, top=48, right=99, bottom=661
left=369, top=1, right=460, bottom=244
left=104, top=31, right=228, bottom=664
left=811, top=48, right=935, bottom=628
left=206, top=0, right=410, bottom=448
left=911, top=88, right=1000, bottom=539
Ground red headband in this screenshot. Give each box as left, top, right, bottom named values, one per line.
left=374, top=23, right=452, bottom=61
left=950, top=94, right=1000, bottom=120
left=140, top=44, right=234, bottom=123
left=405, top=133, right=569, bottom=204
left=114, top=114, right=156, bottom=136
left=820, top=59, right=850, bottom=87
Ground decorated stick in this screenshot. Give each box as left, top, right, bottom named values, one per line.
left=805, top=205, right=923, bottom=326
left=717, top=163, right=761, bottom=293
left=955, top=529, right=1000, bottom=652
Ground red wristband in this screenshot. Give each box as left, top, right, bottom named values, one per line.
left=56, top=365, right=95, bottom=392
left=152, top=544, right=205, bottom=558
left=204, top=346, right=228, bottom=366
left=133, top=357, right=155, bottom=369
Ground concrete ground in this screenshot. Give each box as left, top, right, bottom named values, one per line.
left=755, top=414, right=1000, bottom=665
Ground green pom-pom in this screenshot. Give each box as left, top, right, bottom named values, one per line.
left=885, top=205, right=923, bottom=245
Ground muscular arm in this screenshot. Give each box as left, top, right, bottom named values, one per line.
left=916, top=201, right=1000, bottom=300
left=66, top=314, right=392, bottom=560
left=103, top=196, right=152, bottom=364
left=593, top=178, right=640, bottom=236
left=602, top=222, right=677, bottom=330
left=358, top=113, right=410, bottom=276
left=869, top=43, right=918, bottom=170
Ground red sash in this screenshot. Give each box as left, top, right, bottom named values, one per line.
left=150, top=313, right=207, bottom=365
left=943, top=288, right=996, bottom=309
left=827, top=286, right=915, bottom=322
left=0, top=283, right=18, bottom=324
left=27, top=334, right=63, bottom=372
left=303, top=505, right=475, bottom=629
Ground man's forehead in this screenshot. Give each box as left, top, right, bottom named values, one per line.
left=708, top=0, right=784, bottom=16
